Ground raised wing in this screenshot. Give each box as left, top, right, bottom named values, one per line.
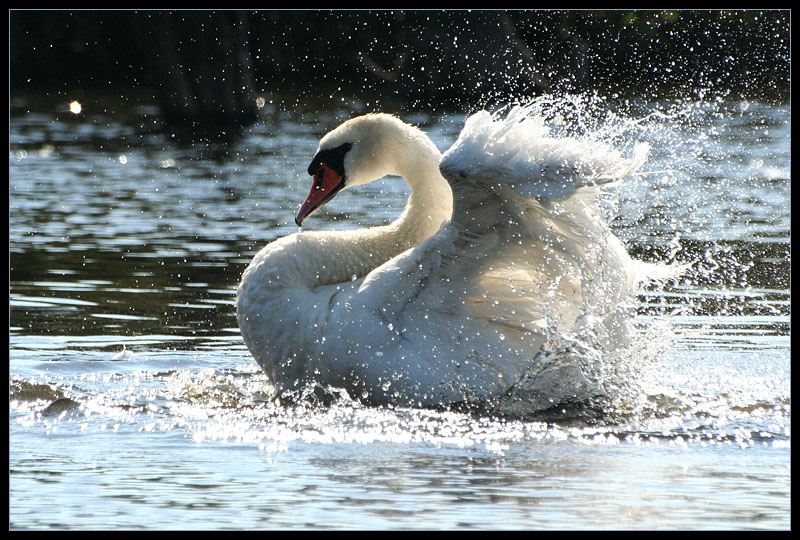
left=440, top=108, right=650, bottom=202
left=358, top=106, right=659, bottom=349
left=434, top=107, right=651, bottom=335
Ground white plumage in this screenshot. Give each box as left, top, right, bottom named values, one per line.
left=236, top=106, right=678, bottom=410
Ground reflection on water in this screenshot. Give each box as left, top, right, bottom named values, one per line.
left=9, top=93, right=790, bottom=529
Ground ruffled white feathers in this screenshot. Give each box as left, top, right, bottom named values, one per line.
left=236, top=105, right=679, bottom=410
left=441, top=106, right=650, bottom=201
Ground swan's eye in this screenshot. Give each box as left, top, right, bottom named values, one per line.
left=308, top=142, right=353, bottom=178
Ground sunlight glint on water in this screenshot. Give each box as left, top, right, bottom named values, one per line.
left=9, top=93, right=789, bottom=529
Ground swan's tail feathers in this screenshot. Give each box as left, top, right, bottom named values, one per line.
left=440, top=106, right=650, bottom=204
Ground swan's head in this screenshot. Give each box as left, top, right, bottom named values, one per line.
left=295, top=113, right=422, bottom=225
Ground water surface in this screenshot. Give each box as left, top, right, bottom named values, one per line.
left=9, top=93, right=790, bottom=530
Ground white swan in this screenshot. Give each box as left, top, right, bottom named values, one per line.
left=237, top=106, right=674, bottom=410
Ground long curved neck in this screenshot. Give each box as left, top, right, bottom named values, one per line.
left=299, top=134, right=453, bottom=288
left=385, top=138, right=454, bottom=250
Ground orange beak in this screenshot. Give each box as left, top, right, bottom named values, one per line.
left=295, top=163, right=345, bottom=226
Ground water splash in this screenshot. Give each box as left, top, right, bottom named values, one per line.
left=11, top=349, right=788, bottom=456
left=9, top=92, right=787, bottom=437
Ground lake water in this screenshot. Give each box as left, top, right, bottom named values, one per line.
left=9, top=92, right=790, bottom=530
